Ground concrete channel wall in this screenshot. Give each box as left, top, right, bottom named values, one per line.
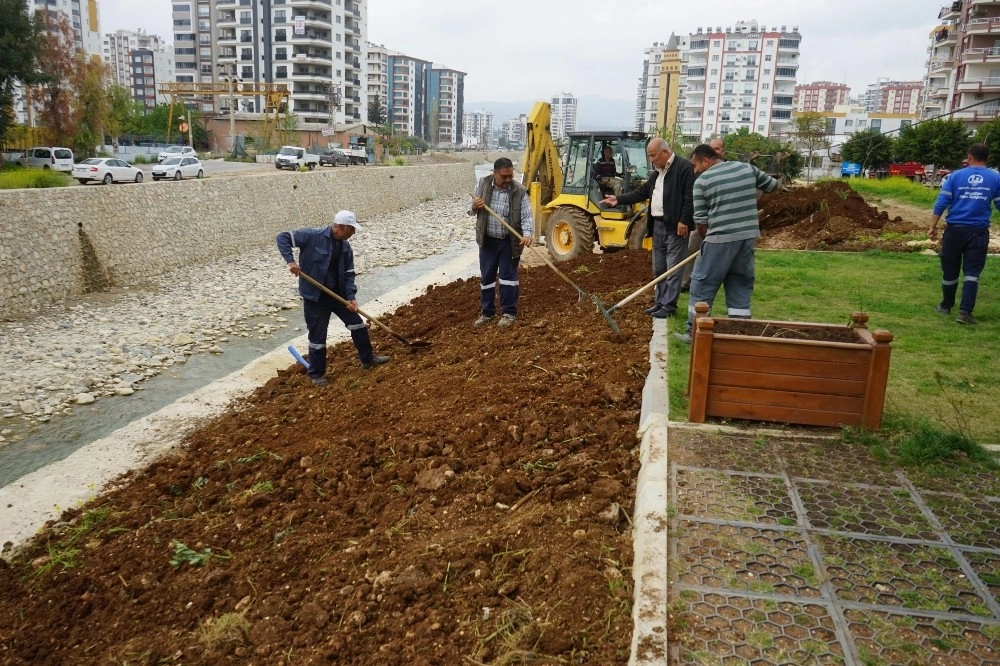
left=0, top=163, right=472, bottom=319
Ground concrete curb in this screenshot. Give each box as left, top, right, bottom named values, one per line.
left=0, top=249, right=480, bottom=552
left=629, top=319, right=670, bottom=665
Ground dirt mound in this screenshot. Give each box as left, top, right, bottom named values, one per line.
left=757, top=181, right=924, bottom=251
left=0, top=251, right=656, bottom=665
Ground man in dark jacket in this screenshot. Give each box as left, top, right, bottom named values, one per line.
left=468, top=157, right=534, bottom=328
left=276, top=210, right=389, bottom=386
left=601, top=137, right=695, bottom=318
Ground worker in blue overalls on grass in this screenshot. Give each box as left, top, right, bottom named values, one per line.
left=277, top=210, right=389, bottom=386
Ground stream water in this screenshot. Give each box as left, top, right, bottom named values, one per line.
left=0, top=240, right=477, bottom=489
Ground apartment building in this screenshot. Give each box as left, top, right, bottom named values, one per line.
left=501, top=114, right=528, bottom=148
left=793, top=81, right=850, bottom=112
left=15, top=0, right=103, bottom=123
left=365, top=44, right=466, bottom=147
left=463, top=109, right=493, bottom=149
left=920, top=0, right=1000, bottom=127
left=103, top=30, right=175, bottom=110
left=170, top=0, right=367, bottom=128
left=634, top=34, right=689, bottom=134
left=551, top=92, right=578, bottom=141
left=680, top=21, right=801, bottom=141
left=881, top=81, right=923, bottom=115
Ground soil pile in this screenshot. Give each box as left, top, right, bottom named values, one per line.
left=0, top=250, right=656, bottom=665
left=757, top=181, right=924, bottom=251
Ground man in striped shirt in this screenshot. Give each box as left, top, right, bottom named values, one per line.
left=674, top=144, right=779, bottom=344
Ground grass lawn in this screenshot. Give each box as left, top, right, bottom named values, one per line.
left=666, top=249, right=1000, bottom=444
left=0, top=167, right=71, bottom=189
left=847, top=176, right=1000, bottom=224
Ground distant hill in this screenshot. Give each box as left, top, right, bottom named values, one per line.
left=466, top=95, right=636, bottom=132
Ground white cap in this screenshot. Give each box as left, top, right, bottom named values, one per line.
left=334, top=210, right=364, bottom=231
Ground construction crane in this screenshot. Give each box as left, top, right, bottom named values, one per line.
left=157, top=82, right=290, bottom=147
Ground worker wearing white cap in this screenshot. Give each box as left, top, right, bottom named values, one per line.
left=276, top=210, right=389, bottom=386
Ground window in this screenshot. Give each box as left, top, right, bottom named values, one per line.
left=173, top=19, right=192, bottom=27
left=711, top=69, right=717, bottom=75
left=707, top=110, right=714, bottom=116
left=758, top=125, right=765, bottom=132
left=274, top=10, right=285, bottom=23
left=766, top=40, right=774, bottom=46
left=172, top=4, right=190, bottom=11
left=198, top=20, right=210, bottom=30
left=241, top=66, right=252, bottom=78
left=240, top=10, right=251, bottom=24
left=759, top=111, right=766, bottom=117
left=711, top=54, right=719, bottom=61
left=276, top=65, right=287, bottom=78
left=709, top=83, right=717, bottom=90
left=200, top=63, right=212, bottom=74
left=762, top=83, right=770, bottom=90
left=706, top=124, right=714, bottom=130
left=764, top=54, right=772, bottom=61
left=713, top=40, right=721, bottom=47
left=708, top=96, right=716, bottom=103
left=199, top=47, right=212, bottom=57
left=274, top=29, right=285, bottom=41
left=763, top=69, right=771, bottom=75
left=275, top=47, right=286, bottom=60
left=241, top=47, right=252, bottom=60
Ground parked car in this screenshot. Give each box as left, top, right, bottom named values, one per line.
left=72, top=158, right=144, bottom=185
left=17, top=147, right=74, bottom=172
left=151, top=157, right=204, bottom=181
left=319, top=148, right=351, bottom=167
left=157, top=145, right=197, bottom=162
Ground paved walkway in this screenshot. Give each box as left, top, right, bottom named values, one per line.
left=630, top=321, right=1000, bottom=665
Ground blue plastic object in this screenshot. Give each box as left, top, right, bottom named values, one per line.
left=288, top=345, right=310, bottom=371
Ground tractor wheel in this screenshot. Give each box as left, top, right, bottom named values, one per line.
left=627, top=216, right=648, bottom=250
left=545, top=207, right=594, bottom=262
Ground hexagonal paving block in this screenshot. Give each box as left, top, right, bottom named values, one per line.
left=677, top=469, right=797, bottom=525
left=780, top=440, right=898, bottom=486
left=815, top=536, right=993, bottom=617
left=923, top=492, right=1000, bottom=550
left=672, top=591, right=844, bottom=665
left=796, top=481, right=937, bottom=540
left=676, top=521, right=822, bottom=597
left=844, top=609, right=1000, bottom=665
left=964, top=549, right=1000, bottom=608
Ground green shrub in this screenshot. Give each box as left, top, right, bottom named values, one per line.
left=130, top=154, right=153, bottom=164
left=0, top=169, right=72, bottom=189
left=394, top=156, right=406, bottom=166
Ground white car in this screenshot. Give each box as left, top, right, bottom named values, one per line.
left=151, top=156, right=204, bottom=181
left=157, top=145, right=197, bottom=162
left=72, top=158, right=144, bottom=185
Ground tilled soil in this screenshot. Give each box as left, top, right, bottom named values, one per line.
left=0, top=250, right=656, bottom=666
left=758, top=181, right=924, bottom=251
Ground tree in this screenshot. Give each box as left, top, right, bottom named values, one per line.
left=840, top=128, right=895, bottom=171
left=73, top=57, right=109, bottom=157
left=972, top=117, right=1000, bottom=168
left=0, top=0, right=44, bottom=143
left=367, top=95, right=386, bottom=126
left=719, top=128, right=803, bottom=182
left=426, top=98, right=440, bottom=148
left=105, top=83, right=137, bottom=149
left=789, top=112, right=830, bottom=183
left=35, top=12, right=79, bottom=147
left=278, top=112, right=299, bottom=146
left=894, top=119, right=971, bottom=169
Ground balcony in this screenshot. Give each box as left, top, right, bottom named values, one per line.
left=951, top=105, right=1000, bottom=122
left=962, top=46, right=1000, bottom=62
left=290, top=0, right=332, bottom=7
left=295, top=32, right=332, bottom=45
left=291, top=51, right=332, bottom=63
left=217, top=12, right=236, bottom=25
left=964, top=17, right=1000, bottom=34
left=928, top=55, right=954, bottom=73
left=938, top=1, right=961, bottom=20
left=957, top=76, right=1000, bottom=92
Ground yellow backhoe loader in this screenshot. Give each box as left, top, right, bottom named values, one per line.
left=519, top=101, right=653, bottom=261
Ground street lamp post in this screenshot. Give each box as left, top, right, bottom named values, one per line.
left=217, top=62, right=239, bottom=154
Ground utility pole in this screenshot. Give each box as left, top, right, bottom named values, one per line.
left=218, top=62, right=238, bottom=154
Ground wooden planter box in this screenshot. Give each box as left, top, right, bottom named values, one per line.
left=687, top=303, right=893, bottom=429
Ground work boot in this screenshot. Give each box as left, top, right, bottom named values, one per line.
left=473, top=314, right=494, bottom=327
left=642, top=304, right=659, bottom=315
left=673, top=331, right=692, bottom=344
left=361, top=355, right=390, bottom=369
left=497, top=313, right=516, bottom=328
left=935, top=304, right=951, bottom=315
left=650, top=305, right=676, bottom=319
left=956, top=311, right=979, bottom=325
left=310, top=377, right=329, bottom=386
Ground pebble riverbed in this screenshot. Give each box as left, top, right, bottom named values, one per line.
left=0, top=195, right=475, bottom=441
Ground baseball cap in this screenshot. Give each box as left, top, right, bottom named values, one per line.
left=334, top=210, right=364, bottom=231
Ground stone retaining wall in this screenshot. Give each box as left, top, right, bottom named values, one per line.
left=0, top=163, right=472, bottom=319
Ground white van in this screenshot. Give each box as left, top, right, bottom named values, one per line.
left=18, top=147, right=75, bottom=172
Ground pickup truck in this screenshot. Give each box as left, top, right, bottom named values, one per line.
left=275, top=145, right=319, bottom=171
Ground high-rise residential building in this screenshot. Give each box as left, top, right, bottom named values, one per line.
left=679, top=21, right=801, bottom=140
left=170, top=0, right=367, bottom=127
left=793, top=81, right=850, bottom=112
left=922, top=23, right=957, bottom=120
left=862, top=78, right=889, bottom=112
left=636, top=42, right=668, bottom=132
left=920, top=1, right=1000, bottom=127
left=501, top=114, right=528, bottom=148
left=368, top=47, right=465, bottom=147
left=15, top=0, right=103, bottom=124
left=427, top=65, right=464, bottom=149
left=551, top=92, right=578, bottom=141
left=463, top=109, right=493, bottom=148
left=103, top=30, right=175, bottom=111
left=881, top=81, right=923, bottom=115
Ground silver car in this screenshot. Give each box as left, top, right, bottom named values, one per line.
left=72, top=158, right=144, bottom=185
left=151, top=157, right=204, bottom=181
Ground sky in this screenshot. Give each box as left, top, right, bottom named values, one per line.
left=100, top=0, right=949, bottom=102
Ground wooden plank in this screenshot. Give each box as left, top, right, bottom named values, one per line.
left=709, top=369, right=867, bottom=397
left=710, top=352, right=870, bottom=381
left=705, top=400, right=863, bottom=428
left=707, top=385, right=866, bottom=414
left=713, top=337, right=871, bottom=363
